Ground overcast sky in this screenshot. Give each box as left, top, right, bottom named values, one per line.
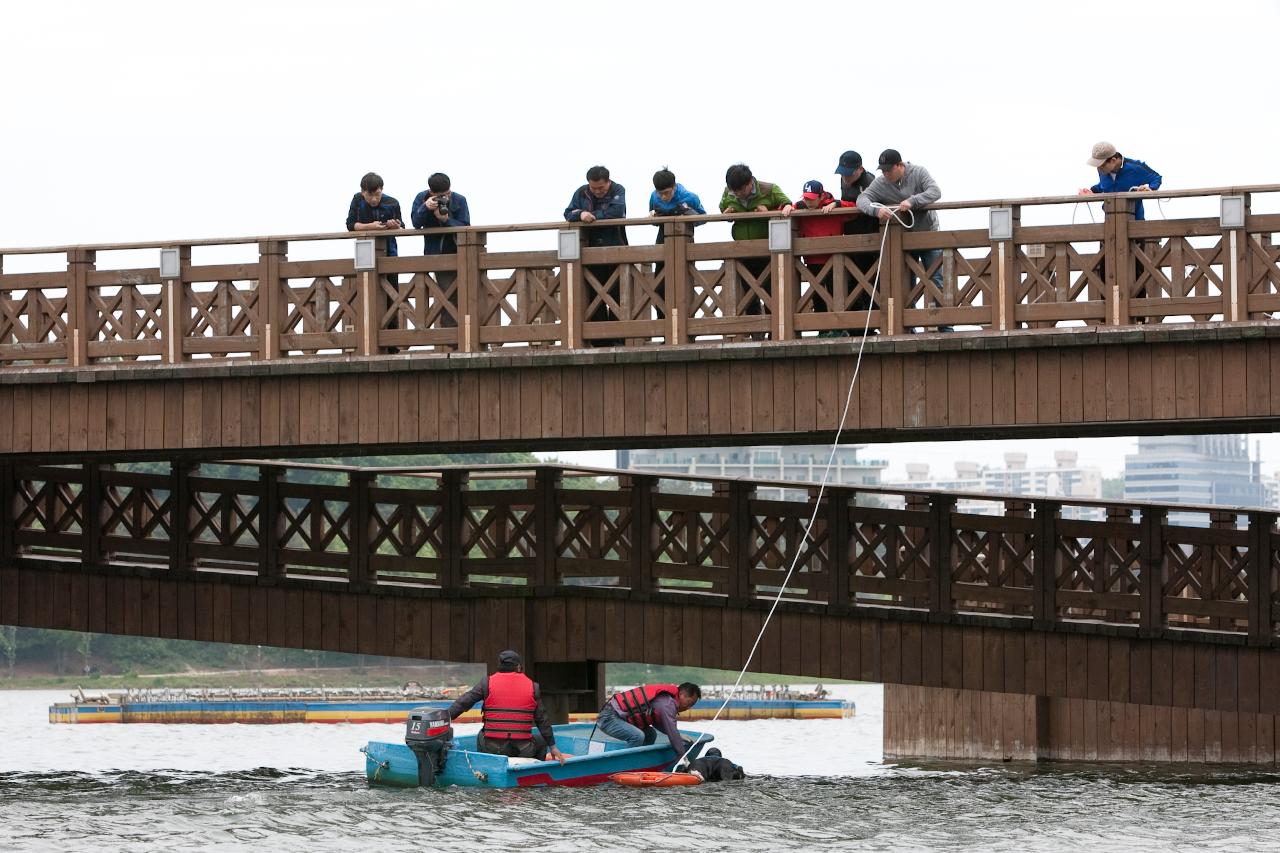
left=3, top=0, right=1279, bottom=478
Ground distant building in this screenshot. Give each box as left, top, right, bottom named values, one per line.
left=883, top=450, right=1104, bottom=519
left=1123, top=435, right=1266, bottom=526
left=619, top=445, right=887, bottom=499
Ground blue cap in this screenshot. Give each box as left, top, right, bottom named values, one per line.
left=802, top=180, right=825, bottom=198
left=834, top=150, right=862, bottom=176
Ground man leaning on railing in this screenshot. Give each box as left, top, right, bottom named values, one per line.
left=564, top=165, right=628, bottom=347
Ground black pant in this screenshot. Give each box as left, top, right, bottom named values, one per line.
left=476, top=733, right=540, bottom=758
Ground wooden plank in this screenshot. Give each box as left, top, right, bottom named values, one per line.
left=839, top=616, right=860, bottom=681
left=142, top=382, right=164, bottom=450
left=1151, top=343, right=1178, bottom=421
left=881, top=620, right=902, bottom=686
left=1172, top=643, right=1196, bottom=708
left=941, top=624, right=963, bottom=689
left=1194, top=645, right=1216, bottom=710
left=1044, top=633, right=1067, bottom=698
left=1127, top=344, right=1152, bottom=422
left=1059, top=348, right=1083, bottom=425
left=982, top=628, right=1004, bottom=692
left=854, top=355, right=881, bottom=430
left=1036, top=350, right=1061, bottom=425
left=315, top=374, right=337, bottom=448
left=220, top=378, right=243, bottom=449
left=1174, top=344, right=1201, bottom=421
left=1013, top=352, right=1037, bottom=425
left=376, top=374, right=399, bottom=445
left=903, top=354, right=928, bottom=429
left=880, top=354, right=904, bottom=429
left=1149, top=641, right=1173, bottom=707
left=644, top=365, right=666, bottom=437
left=519, top=369, right=543, bottom=440
left=989, top=351, right=1016, bottom=424
left=1023, top=631, right=1045, bottom=695
left=1080, top=348, right=1107, bottom=422
left=859, top=620, right=879, bottom=682
left=772, top=361, right=794, bottom=434
left=1086, top=635, right=1109, bottom=702
left=967, top=351, right=993, bottom=427
left=437, top=372, right=459, bottom=443
left=1130, top=639, right=1151, bottom=705
left=1003, top=630, right=1024, bottom=694
left=1216, top=646, right=1238, bottom=713
left=1104, top=346, right=1130, bottom=423
left=48, top=385, right=70, bottom=455
left=1199, top=342, right=1223, bottom=418
left=357, top=375, right=378, bottom=446
left=946, top=353, right=971, bottom=427
left=200, top=379, right=222, bottom=450
left=475, top=371, right=500, bottom=442
left=961, top=626, right=984, bottom=691
left=338, top=376, right=360, bottom=446
left=602, top=366, right=626, bottom=438
left=899, top=622, right=922, bottom=686
left=792, top=359, right=816, bottom=433
left=1109, top=639, right=1131, bottom=704
left=1221, top=340, right=1248, bottom=417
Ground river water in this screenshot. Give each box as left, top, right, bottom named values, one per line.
left=2, top=684, right=1279, bottom=851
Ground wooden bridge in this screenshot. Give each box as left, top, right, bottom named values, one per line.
left=4, top=459, right=1280, bottom=763
left=3, top=185, right=1280, bottom=458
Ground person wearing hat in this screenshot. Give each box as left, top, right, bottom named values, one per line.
left=1079, top=141, right=1162, bottom=220
left=445, top=650, right=566, bottom=763
left=834, top=151, right=882, bottom=314
left=793, top=180, right=859, bottom=332
left=855, top=149, right=951, bottom=332
left=1079, top=142, right=1163, bottom=314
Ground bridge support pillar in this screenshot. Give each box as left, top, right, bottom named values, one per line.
left=526, top=660, right=605, bottom=725
left=885, top=684, right=1280, bottom=764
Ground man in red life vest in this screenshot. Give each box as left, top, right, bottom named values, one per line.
left=595, top=682, right=702, bottom=755
left=446, top=650, right=566, bottom=763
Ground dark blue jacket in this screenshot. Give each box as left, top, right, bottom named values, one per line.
left=411, top=190, right=471, bottom=255
left=1091, top=157, right=1162, bottom=221
left=564, top=182, right=628, bottom=247
left=346, top=193, right=402, bottom=257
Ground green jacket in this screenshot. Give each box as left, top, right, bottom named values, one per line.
left=719, top=180, right=791, bottom=240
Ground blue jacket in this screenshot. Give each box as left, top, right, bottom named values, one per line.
left=564, top=182, right=628, bottom=247
left=1091, top=157, right=1162, bottom=220
left=648, top=183, right=705, bottom=217
left=411, top=190, right=471, bottom=255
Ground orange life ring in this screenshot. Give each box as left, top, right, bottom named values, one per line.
left=609, top=771, right=702, bottom=787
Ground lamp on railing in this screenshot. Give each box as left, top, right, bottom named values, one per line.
left=557, top=229, right=581, bottom=261
left=353, top=238, right=377, bottom=270
left=159, top=248, right=180, bottom=279
left=988, top=207, right=1014, bottom=241
left=1220, top=195, right=1246, bottom=229
left=767, top=218, right=792, bottom=253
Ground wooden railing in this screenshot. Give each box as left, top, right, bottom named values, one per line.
left=6, top=460, right=1279, bottom=643
left=1, top=185, right=1278, bottom=366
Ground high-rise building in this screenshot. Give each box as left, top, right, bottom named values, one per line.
left=1123, top=434, right=1265, bottom=525
left=882, top=450, right=1103, bottom=519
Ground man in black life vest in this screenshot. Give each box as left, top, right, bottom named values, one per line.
left=446, top=650, right=566, bottom=763
left=595, top=682, right=701, bottom=756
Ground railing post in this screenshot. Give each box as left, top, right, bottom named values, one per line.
left=162, top=246, right=191, bottom=364
left=82, top=462, right=103, bottom=567
left=992, top=205, right=1020, bottom=331
left=67, top=249, right=95, bottom=366
left=257, top=240, right=286, bottom=360
left=456, top=230, right=485, bottom=353
left=533, top=467, right=563, bottom=592
left=773, top=222, right=796, bottom=341
left=881, top=223, right=907, bottom=335
left=440, top=470, right=468, bottom=590
left=823, top=486, right=851, bottom=614
left=171, top=463, right=195, bottom=577
left=663, top=221, right=691, bottom=345
left=0, top=462, right=14, bottom=567
left=1224, top=193, right=1252, bottom=322
left=928, top=493, right=956, bottom=616
left=348, top=470, right=373, bottom=591
left=622, top=473, right=655, bottom=597
left=562, top=251, right=586, bottom=350
left=358, top=241, right=388, bottom=357
left=1138, top=506, right=1166, bottom=637
left=1032, top=500, right=1060, bottom=629
left=1248, top=510, right=1276, bottom=646
left=720, top=480, right=754, bottom=605
left=1103, top=197, right=1133, bottom=326
left=257, top=465, right=283, bottom=581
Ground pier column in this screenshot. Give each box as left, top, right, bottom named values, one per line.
left=526, top=660, right=605, bottom=724
left=885, top=684, right=1280, bottom=764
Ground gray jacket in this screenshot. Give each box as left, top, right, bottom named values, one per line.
left=855, top=163, right=941, bottom=231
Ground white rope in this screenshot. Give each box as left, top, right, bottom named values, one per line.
left=671, top=203, right=914, bottom=770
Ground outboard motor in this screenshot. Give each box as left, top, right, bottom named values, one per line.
left=405, top=707, right=452, bottom=787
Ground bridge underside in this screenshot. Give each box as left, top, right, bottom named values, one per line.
left=4, top=325, right=1280, bottom=460
left=7, top=560, right=1280, bottom=762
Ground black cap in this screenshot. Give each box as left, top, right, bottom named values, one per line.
left=497, top=650, right=522, bottom=671
left=705, top=747, right=722, bottom=758
left=878, top=149, right=903, bottom=170
left=835, top=150, right=862, bottom=176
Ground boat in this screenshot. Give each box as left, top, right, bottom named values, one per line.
left=362, top=717, right=714, bottom=789
left=50, top=683, right=852, bottom=724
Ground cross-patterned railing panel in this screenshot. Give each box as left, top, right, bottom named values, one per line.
left=183, top=266, right=263, bottom=359
left=846, top=503, right=932, bottom=609
left=949, top=509, right=1038, bottom=616
left=367, top=482, right=446, bottom=587
left=0, top=271, right=70, bottom=363
left=7, top=461, right=1280, bottom=643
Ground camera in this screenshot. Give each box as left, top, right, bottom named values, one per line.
left=432, top=194, right=450, bottom=216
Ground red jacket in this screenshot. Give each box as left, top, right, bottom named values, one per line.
left=611, top=683, right=679, bottom=729
left=481, top=671, right=537, bottom=740
left=795, top=193, right=858, bottom=265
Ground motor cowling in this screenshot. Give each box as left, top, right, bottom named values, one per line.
left=405, top=707, right=452, bottom=787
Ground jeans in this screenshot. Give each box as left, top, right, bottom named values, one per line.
left=596, top=703, right=655, bottom=747
left=911, top=248, right=952, bottom=332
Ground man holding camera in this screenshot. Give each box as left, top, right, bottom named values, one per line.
left=411, top=173, right=471, bottom=330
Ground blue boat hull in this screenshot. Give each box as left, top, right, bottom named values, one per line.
left=363, top=722, right=713, bottom=789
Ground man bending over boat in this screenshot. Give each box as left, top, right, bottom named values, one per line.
left=446, top=650, right=566, bottom=764
left=596, top=682, right=702, bottom=755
